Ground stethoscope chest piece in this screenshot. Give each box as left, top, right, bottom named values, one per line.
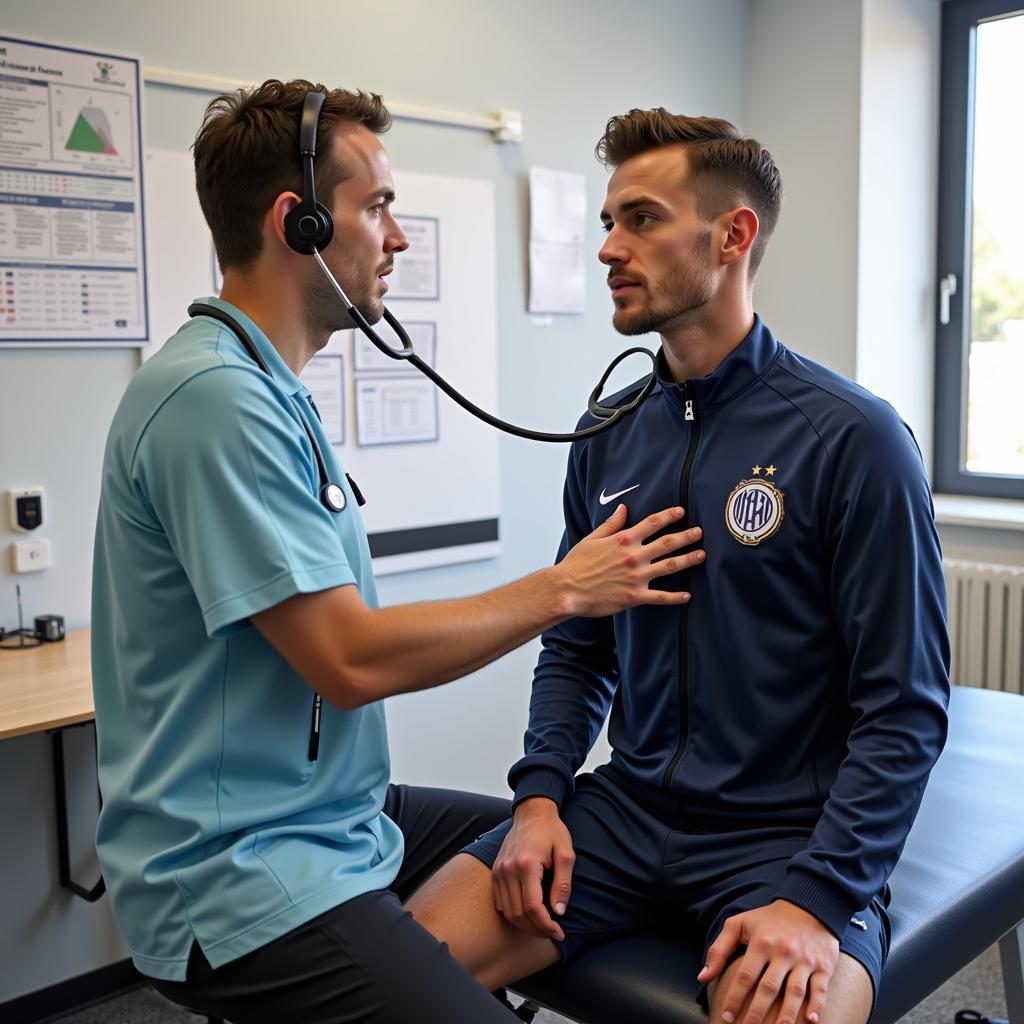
left=322, top=482, right=347, bottom=513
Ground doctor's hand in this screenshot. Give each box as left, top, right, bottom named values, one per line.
left=555, top=504, right=704, bottom=618
left=492, top=797, right=575, bottom=942
left=699, top=900, right=841, bottom=1024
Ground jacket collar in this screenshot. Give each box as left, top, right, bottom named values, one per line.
left=654, top=314, right=781, bottom=411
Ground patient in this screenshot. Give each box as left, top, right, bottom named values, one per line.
left=409, top=108, right=951, bottom=1024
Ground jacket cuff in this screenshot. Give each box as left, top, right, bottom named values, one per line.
left=511, top=768, right=571, bottom=812
left=774, top=870, right=861, bottom=939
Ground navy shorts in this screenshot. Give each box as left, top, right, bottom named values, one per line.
left=463, top=765, right=889, bottom=1007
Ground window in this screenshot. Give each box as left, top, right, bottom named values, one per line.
left=935, top=0, right=1024, bottom=498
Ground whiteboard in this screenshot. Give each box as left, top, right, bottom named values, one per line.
left=142, top=149, right=218, bottom=357
left=142, top=149, right=500, bottom=576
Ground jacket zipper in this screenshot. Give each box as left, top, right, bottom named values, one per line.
left=663, top=382, right=701, bottom=791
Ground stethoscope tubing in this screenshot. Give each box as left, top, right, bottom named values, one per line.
left=186, top=301, right=346, bottom=512
left=310, top=249, right=658, bottom=444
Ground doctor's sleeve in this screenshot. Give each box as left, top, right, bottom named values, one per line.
left=133, top=366, right=357, bottom=638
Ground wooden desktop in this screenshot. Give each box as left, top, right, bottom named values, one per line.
left=0, top=627, right=93, bottom=740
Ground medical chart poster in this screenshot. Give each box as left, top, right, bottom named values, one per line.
left=390, top=215, right=439, bottom=300
left=0, top=35, right=148, bottom=347
left=355, top=376, right=439, bottom=447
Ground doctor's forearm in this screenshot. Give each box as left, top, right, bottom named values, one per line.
left=251, top=504, right=697, bottom=708
left=337, top=568, right=573, bottom=706
left=251, top=565, right=574, bottom=710
left=336, top=508, right=697, bottom=705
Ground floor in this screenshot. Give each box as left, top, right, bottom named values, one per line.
left=53, top=943, right=1008, bottom=1023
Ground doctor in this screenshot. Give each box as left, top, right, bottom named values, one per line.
left=90, top=79, right=705, bottom=1023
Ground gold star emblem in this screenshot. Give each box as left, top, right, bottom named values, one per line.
left=751, top=465, right=762, bottom=476
left=765, top=465, right=777, bottom=477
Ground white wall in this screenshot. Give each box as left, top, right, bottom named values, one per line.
left=748, top=0, right=1019, bottom=567
left=746, top=0, right=864, bottom=376
left=857, top=0, right=941, bottom=470
left=0, top=0, right=749, bottom=1002
left=747, top=0, right=940, bottom=453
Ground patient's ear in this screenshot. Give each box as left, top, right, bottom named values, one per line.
left=719, top=207, right=758, bottom=269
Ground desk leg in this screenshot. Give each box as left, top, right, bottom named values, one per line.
left=1002, top=921, right=1024, bottom=1024
left=51, top=725, right=106, bottom=902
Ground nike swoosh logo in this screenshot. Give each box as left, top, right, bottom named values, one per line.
left=599, top=484, right=640, bottom=505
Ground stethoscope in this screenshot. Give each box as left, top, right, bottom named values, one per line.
left=187, top=92, right=660, bottom=762
left=187, top=285, right=651, bottom=764
left=191, top=92, right=661, bottom=516
left=302, top=249, right=660, bottom=446
left=187, top=301, right=354, bottom=515
left=282, top=93, right=659, bottom=445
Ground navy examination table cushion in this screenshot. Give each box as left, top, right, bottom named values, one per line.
left=512, top=685, right=1024, bottom=1024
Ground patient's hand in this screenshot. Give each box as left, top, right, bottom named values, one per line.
left=699, top=900, right=840, bottom=1024
left=492, top=797, right=575, bottom=942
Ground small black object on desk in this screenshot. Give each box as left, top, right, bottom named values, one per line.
left=0, top=584, right=63, bottom=649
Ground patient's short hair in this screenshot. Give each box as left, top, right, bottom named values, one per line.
left=596, top=108, right=782, bottom=277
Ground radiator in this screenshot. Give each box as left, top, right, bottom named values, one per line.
left=944, top=558, right=1024, bottom=693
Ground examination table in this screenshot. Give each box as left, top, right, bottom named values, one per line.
left=511, top=685, right=1024, bottom=1024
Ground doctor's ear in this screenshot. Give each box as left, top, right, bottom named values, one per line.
left=268, top=192, right=302, bottom=249
left=719, top=207, right=759, bottom=268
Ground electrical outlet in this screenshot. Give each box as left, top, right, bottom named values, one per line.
left=11, top=538, right=51, bottom=573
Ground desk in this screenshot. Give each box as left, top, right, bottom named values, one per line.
left=0, top=627, right=103, bottom=900
left=0, top=627, right=93, bottom=739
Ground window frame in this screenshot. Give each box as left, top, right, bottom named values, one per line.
left=934, top=0, right=1024, bottom=499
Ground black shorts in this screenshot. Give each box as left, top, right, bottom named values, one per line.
left=464, top=765, right=889, bottom=1008
left=152, top=784, right=517, bottom=1024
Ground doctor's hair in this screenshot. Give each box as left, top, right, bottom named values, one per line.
left=193, top=79, right=391, bottom=272
left=596, top=108, right=782, bottom=277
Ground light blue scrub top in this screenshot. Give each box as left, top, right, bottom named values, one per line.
left=91, top=297, right=403, bottom=981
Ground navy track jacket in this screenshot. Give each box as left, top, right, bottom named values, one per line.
left=510, top=316, right=951, bottom=938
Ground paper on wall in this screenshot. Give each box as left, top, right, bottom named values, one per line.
left=528, top=167, right=586, bottom=314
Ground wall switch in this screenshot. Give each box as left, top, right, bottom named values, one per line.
left=11, top=538, right=51, bottom=573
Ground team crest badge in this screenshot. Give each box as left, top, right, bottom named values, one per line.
left=725, top=465, right=784, bottom=546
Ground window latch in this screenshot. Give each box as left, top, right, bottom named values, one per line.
left=939, top=272, right=958, bottom=326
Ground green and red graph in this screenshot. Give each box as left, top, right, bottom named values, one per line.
left=65, top=106, right=118, bottom=156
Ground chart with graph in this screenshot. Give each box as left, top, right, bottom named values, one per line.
left=1, top=34, right=147, bottom=346
left=50, top=84, right=134, bottom=171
